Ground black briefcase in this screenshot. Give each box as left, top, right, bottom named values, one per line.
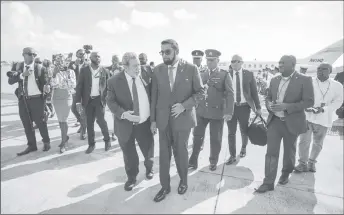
left=247, top=114, right=268, bottom=146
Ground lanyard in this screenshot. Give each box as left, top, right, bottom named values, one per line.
left=277, top=75, right=292, bottom=100
left=316, top=78, right=331, bottom=102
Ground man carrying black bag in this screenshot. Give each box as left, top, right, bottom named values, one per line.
left=247, top=114, right=268, bottom=147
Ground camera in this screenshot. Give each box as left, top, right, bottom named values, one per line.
left=83, top=45, right=93, bottom=54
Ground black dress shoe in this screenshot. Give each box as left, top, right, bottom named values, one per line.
left=17, top=146, right=38, bottom=156
left=146, top=170, right=154, bottom=180
left=255, top=184, right=274, bottom=193
left=209, top=164, right=217, bottom=171
left=278, top=174, right=290, bottom=185
left=178, top=181, right=188, bottom=195
left=154, top=187, right=171, bottom=202
left=105, top=141, right=111, bottom=151
left=85, top=145, right=95, bottom=154
left=43, top=143, right=51, bottom=152
left=240, top=149, right=246, bottom=158
left=188, top=162, right=198, bottom=170
left=124, top=179, right=137, bottom=191
left=225, top=156, right=237, bottom=165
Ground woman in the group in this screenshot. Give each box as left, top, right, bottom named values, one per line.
left=51, top=54, right=76, bottom=153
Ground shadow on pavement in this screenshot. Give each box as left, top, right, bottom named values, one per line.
left=39, top=163, right=254, bottom=214
left=230, top=172, right=317, bottom=214
left=1, top=131, right=120, bottom=182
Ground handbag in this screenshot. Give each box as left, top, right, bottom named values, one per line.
left=247, top=114, right=268, bottom=146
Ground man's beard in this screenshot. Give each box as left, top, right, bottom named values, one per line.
left=318, top=75, right=329, bottom=82
left=163, top=54, right=176, bottom=66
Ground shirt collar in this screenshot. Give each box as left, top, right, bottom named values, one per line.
left=280, top=71, right=295, bottom=80
left=316, top=77, right=330, bottom=83
left=24, top=62, right=34, bottom=69
left=233, top=68, right=242, bottom=74
left=169, top=59, right=180, bottom=68
left=124, top=70, right=139, bottom=81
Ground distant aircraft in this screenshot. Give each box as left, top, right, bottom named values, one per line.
left=218, top=38, right=343, bottom=74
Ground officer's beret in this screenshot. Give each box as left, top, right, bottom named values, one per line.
left=205, top=49, right=221, bottom=59
left=191, top=50, right=204, bottom=58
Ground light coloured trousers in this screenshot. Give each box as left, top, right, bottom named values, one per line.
left=298, top=121, right=328, bottom=165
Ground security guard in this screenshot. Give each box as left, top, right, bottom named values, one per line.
left=189, top=49, right=235, bottom=171
left=191, top=50, right=207, bottom=73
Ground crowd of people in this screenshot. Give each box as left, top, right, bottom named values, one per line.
left=6, top=39, right=343, bottom=202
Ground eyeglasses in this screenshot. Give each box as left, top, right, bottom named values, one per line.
left=231, top=60, right=242, bottom=64
left=159, top=49, right=173, bottom=56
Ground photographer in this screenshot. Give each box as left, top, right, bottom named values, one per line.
left=8, top=47, right=51, bottom=156
left=294, top=63, right=343, bottom=173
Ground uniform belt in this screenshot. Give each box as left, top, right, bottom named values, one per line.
left=274, top=115, right=286, bottom=121
left=25, top=94, right=42, bottom=99
left=90, top=95, right=100, bottom=100
left=235, top=102, right=249, bottom=106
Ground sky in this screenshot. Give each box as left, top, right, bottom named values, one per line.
left=1, top=1, right=343, bottom=66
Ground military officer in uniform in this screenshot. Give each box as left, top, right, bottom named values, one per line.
left=189, top=49, right=235, bottom=171
left=191, top=50, right=206, bottom=73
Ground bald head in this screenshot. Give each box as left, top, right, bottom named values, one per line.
left=231, top=54, right=243, bottom=71
left=90, top=51, right=101, bottom=66
left=279, top=55, right=296, bottom=77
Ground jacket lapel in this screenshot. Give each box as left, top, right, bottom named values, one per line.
left=85, top=65, right=92, bottom=89
left=172, top=61, right=185, bottom=93
left=119, top=71, right=133, bottom=106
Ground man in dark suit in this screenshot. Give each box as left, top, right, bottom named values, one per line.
left=139, top=53, right=153, bottom=84
left=226, top=55, right=262, bottom=165
left=255, top=55, right=314, bottom=193
left=150, top=39, right=205, bottom=202
left=69, top=49, right=87, bottom=139
left=75, top=52, right=111, bottom=154
left=107, top=52, right=154, bottom=191
left=189, top=49, right=234, bottom=171
left=8, top=47, right=51, bottom=156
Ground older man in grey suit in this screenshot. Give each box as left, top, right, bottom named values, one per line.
left=256, top=55, right=314, bottom=193
left=150, top=39, right=205, bottom=202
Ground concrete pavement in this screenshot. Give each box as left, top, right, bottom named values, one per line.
left=1, top=93, right=343, bottom=214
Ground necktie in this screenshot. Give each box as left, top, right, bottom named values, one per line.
left=168, top=66, right=174, bottom=90
left=24, top=65, right=30, bottom=97
left=236, top=71, right=241, bottom=103
left=132, top=77, right=140, bottom=117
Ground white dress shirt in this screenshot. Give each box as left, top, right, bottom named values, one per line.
left=274, top=72, right=295, bottom=118
left=307, top=77, right=343, bottom=128
left=90, top=66, right=100, bottom=97
left=168, top=59, right=180, bottom=89
left=232, top=68, right=246, bottom=103
left=124, top=72, right=150, bottom=124
left=23, top=62, right=41, bottom=96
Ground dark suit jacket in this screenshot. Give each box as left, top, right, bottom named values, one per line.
left=150, top=59, right=205, bottom=131
left=229, top=69, right=261, bottom=111
left=75, top=65, right=110, bottom=107
left=106, top=71, right=151, bottom=143
left=8, top=62, right=47, bottom=98
left=266, top=72, right=314, bottom=135
left=140, top=65, right=153, bottom=84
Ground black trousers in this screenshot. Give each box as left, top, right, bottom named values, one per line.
left=263, top=116, right=298, bottom=185
left=118, top=119, right=154, bottom=180
left=71, top=94, right=81, bottom=122
left=85, top=96, right=110, bottom=146
left=159, top=122, right=191, bottom=189
left=18, top=96, right=50, bottom=147
left=190, top=116, right=224, bottom=165
left=227, top=104, right=251, bottom=157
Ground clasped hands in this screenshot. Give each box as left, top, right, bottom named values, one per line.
left=267, top=101, right=288, bottom=113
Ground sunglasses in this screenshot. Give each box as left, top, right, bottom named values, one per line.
left=159, top=49, right=173, bottom=56
left=231, top=60, right=242, bottom=63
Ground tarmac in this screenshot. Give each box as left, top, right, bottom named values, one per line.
left=1, top=92, right=343, bottom=214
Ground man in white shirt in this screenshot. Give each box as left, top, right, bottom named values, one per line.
left=295, top=63, right=343, bottom=172
left=106, top=52, right=154, bottom=191
left=8, top=47, right=51, bottom=156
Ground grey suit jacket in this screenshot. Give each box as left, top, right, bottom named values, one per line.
left=266, top=72, right=314, bottom=135
left=150, top=59, right=206, bottom=131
